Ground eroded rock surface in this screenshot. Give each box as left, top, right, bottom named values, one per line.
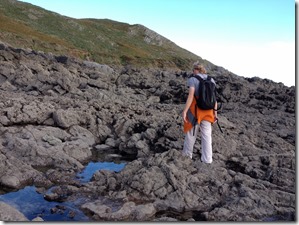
left=0, top=42, right=295, bottom=221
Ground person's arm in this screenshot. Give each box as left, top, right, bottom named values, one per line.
left=182, top=87, right=195, bottom=123
left=212, top=78, right=218, bottom=122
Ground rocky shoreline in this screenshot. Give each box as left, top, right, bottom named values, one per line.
left=0, top=42, right=295, bottom=221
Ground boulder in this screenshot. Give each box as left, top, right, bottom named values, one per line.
left=0, top=201, right=29, bottom=221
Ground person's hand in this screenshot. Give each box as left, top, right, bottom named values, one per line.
left=213, top=110, right=218, bottom=124
left=182, top=110, right=189, bottom=123
left=213, top=116, right=218, bottom=124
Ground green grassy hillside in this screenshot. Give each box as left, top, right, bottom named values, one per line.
left=0, top=0, right=211, bottom=70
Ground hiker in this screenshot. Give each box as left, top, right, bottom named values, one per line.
left=182, top=62, right=217, bottom=163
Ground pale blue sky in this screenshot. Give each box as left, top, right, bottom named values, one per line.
left=20, top=0, right=295, bottom=86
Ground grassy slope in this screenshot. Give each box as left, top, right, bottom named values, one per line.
left=0, top=0, right=211, bottom=70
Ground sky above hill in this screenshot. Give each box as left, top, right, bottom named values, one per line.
left=20, top=0, right=295, bottom=86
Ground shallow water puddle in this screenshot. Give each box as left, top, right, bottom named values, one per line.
left=77, top=161, right=126, bottom=183
left=0, top=186, right=89, bottom=221
left=0, top=161, right=126, bottom=221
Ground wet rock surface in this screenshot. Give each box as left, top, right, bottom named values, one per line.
left=0, top=42, right=295, bottom=221
left=0, top=201, right=29, bottom=221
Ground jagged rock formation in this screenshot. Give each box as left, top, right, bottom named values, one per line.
left=0, top=42, right=295, bottom=221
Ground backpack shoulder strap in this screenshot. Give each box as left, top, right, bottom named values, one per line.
left=190, top=75, right=204, bottom=82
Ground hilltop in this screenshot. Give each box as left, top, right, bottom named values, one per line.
left=0, top=0, right=209, bottom=70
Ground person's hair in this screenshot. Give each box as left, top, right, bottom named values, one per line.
left=193, top=62, right=207, bottom=74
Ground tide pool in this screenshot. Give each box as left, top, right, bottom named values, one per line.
left=0, top=161, right=126, bottom=221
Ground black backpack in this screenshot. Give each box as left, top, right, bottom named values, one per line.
left=192, top=75, right=217, bottom=110
left=191, top=75, right=223, bottom=134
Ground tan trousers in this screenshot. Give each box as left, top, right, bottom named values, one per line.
left=182, top=120, right=213, bottom=163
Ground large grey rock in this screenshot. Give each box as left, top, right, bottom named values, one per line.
left=85, top=148, right=295, bottom=221
left=0, top=201, right=29, bottom=221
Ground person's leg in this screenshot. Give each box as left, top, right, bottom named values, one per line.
left=200, top=120, right=213, bottom=163
left=182, top=124, right=199, bottom=159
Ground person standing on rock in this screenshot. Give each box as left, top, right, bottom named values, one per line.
left=182, top=62, right=217, bottom=163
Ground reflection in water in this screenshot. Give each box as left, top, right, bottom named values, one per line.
left=0, top=161, right=126, bottom=221
left=0, top=186, right=89, bottom=221
left=77, top=161, right=126, bottom=183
